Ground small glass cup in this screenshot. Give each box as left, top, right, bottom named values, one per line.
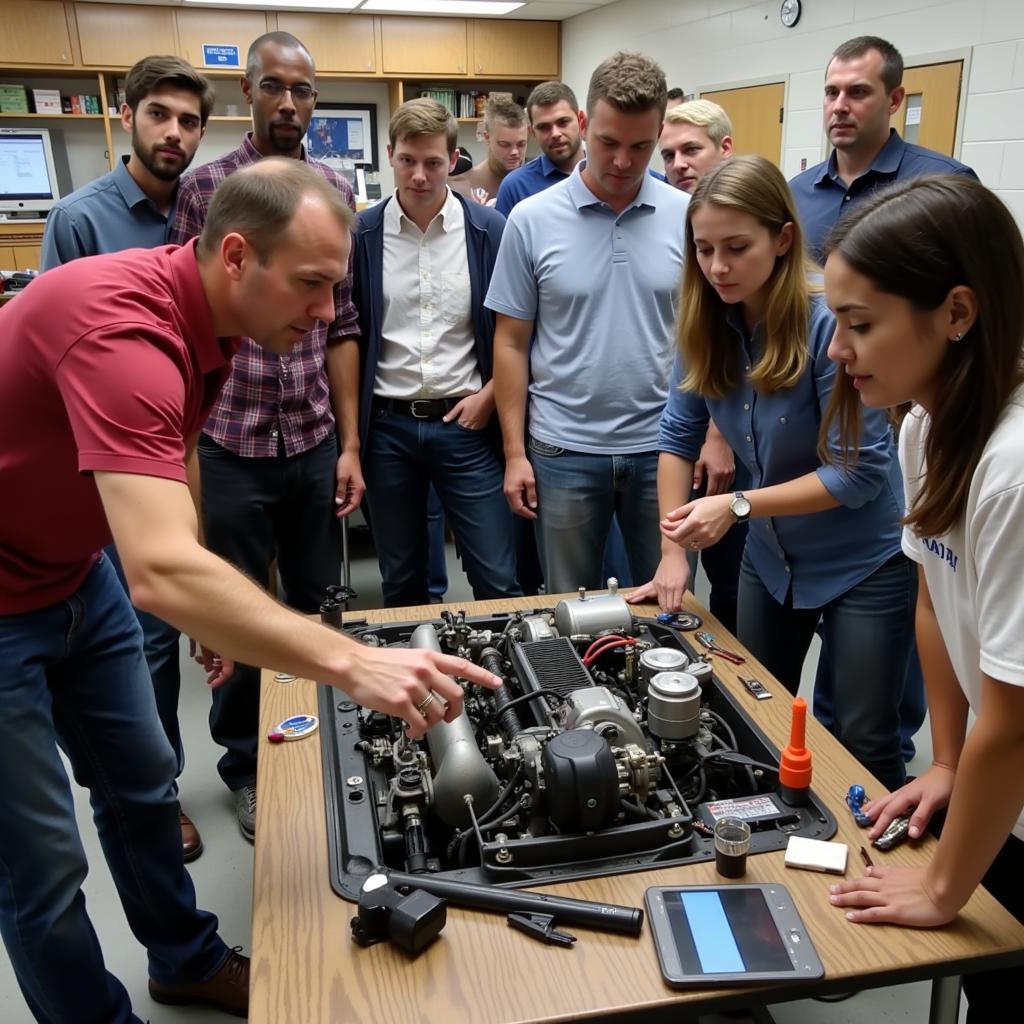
left=714, top=817, right=751, bottom=878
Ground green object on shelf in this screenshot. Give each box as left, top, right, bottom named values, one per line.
left=0, top=84, right=30, bottom=114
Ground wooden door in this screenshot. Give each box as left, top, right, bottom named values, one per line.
left=701, top=81, right=786, bottom=166
left=471, top=20, right=559, bottom=78
left=276, top=13, right=376, bottom=75
left=175, top=10, right=269, bottom=70
left=0, top=0, right=74, bottom=65
left=890, top=60, right=963, bottom=156
left=75, top=3, right=175, bottom=68
left=380, top=16, right=468, bottom=76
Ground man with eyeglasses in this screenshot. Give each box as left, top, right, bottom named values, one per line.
left=170, top=31, right=355, bottom=843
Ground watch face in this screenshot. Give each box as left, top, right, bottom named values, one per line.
left=732, top=495, right=752, bottom=519
left=781, top=0, right=801, bottom=27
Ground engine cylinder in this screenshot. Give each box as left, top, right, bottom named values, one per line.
left=638, top=647, right=689, bottom=697
left=647, top=671, right=702, bottom=740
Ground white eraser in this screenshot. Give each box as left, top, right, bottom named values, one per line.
left=784, top=835, right=848, bottom=875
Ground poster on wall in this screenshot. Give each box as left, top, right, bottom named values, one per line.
left=305, top=104, right=378, bottom=171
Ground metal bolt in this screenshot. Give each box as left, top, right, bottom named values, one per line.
left=586, top=798, right=598, bottom=808
left=668, top=823, right=684, bottom=838
left=346, top=775, right=364, bottom=787
left=495, top=848, right=513, bottom=864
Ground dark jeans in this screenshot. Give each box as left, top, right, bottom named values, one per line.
left=814, top=640, right=927, bottom=762
left=684, top=479, right=749, bottom=636
left=963, top=832, right=1024, bottom=1022
left=105, top=544, right=184, bottom=777
left=0, top=556, right=226, bottom=1024
left=362, top=406, right=521, bottom=607
left=737, top=551, right=914, bottom=792
left=198, top=433, right=342, bottom=791
left=426, top=485, right=448, bottom=599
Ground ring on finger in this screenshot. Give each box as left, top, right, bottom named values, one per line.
left=416, top=691, right=436, bottom=715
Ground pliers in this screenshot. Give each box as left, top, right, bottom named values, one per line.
left=694, top=631, right=746, bottom=665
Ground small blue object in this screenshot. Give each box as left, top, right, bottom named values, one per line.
left=846, top=784, right=872, bottom=827
left=655, top=611, right=703, bottom=631
left=274, top=714, right=319, bottom=741
left=202, top=44, right=241, bottom=68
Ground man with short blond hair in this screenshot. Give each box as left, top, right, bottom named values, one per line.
left=337, top=98, right=521, bottom=605
left=450, top=95, right=528, bottom=203
left=659, top=99, right=733, bottom=193
left=488, top=53, right=688, bottom=594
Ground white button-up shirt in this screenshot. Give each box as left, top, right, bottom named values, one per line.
left=374, top=188, right=482, bottom=400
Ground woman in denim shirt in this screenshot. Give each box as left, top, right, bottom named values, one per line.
left=630, top=155, right=913, bottom=791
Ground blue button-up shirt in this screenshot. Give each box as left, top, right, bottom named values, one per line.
left=40, top=157, right=177, bottom=270
left=494, top=153, right=571, bottom=217
left=789, top=130, right=977, bottom=260
left=657, top=295, right=904, bottom=607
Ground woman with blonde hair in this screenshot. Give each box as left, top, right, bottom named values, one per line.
left=630, top=155, right=913, bottom=790
left=823, top=175, right=1024, bottom=1020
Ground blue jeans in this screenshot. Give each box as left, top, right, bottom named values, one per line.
left=105, top=544, right=184, bottom=777
left=813, top=638, right=927, bottom=763
left=363, top=407, right=521, bottom=607
left=737, top=551, right=914, bottom=792
left=0, top=556, right=226, bottom=1024
left=198, top=433, right=342, bottom=790
left=528, top=438, right=661, bottom=595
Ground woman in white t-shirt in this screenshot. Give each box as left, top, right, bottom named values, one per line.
left=821, top=175, right=1024, bottom=1021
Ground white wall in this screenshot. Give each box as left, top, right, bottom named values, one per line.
left=562, top=0, right=1024, bottom=227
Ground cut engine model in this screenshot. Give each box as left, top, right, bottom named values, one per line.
left=318, top=583, right=836, bottom=900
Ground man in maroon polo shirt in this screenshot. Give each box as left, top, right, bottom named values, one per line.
left=0, top=158, right=498, bottom=1024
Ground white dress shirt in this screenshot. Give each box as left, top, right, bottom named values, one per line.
left=374, top=188, right=482, bottom=400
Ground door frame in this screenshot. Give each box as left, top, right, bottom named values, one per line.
left=695, top=73, right=792, bottom=164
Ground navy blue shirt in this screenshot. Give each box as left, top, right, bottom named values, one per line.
left=494, top=153, right=571, bottom=218
left=789, top=130, right=977, bottom=260
left=41, top=157, right=177, bottom=270
left=658, top=295, right=904, bottom=608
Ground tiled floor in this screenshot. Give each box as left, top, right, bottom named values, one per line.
left=0, top=531, right=966, bottom=1022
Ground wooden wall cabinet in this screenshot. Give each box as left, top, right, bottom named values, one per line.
left=470, top=20, right=559, bottom=78
left=0, top=0, right=75, bottom=66
left=74, top=2, right=175, bottom=68
left=381, top=16, right=468, bottom=76
left=174, top=9, right=269, bottom=70
left=0, top=222, right=45, bottom=272
left=276, top=13, right=377, bottom=75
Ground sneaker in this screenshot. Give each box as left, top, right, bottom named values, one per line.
left=233, top=783, right=256, bottom=842
left=149, top=946, right=249, bottom=1017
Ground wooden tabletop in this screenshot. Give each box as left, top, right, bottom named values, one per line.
left=252, top=593, right=1024, bottom=1023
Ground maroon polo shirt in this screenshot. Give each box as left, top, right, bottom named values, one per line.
left=0, top=242, right=240, bottom=613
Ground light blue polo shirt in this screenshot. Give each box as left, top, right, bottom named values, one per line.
left=41, top=157, right=178, bottom=270
left=485, top=162, right=689, bottom=454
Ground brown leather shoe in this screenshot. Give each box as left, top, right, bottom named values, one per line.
left=149, top=947, right=249, bottom=1017
left=180, top=809, right=203, bottom=863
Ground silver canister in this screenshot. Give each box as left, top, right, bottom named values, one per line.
left=637, top=647, right=689, bottom=697
left=647, top=671, right=702, bottom=740
left=553, top=582, right=633, bottom=637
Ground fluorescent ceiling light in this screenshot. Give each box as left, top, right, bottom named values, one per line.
left=360, top=1, right=525, bottom=14
left=183, top=0, right=362, bottom=9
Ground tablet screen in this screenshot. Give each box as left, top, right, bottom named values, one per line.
left=666, top=888, right=793, bottom=975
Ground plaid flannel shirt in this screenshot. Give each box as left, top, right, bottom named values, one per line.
left=169, top=134, right=359, bottom=457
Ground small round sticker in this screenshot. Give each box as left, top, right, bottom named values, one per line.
left=267, top=714, right=319, bottom=743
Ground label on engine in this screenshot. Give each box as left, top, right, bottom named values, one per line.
left=699, top=795, right=785, bottom=826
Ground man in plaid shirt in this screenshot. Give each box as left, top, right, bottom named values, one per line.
left=170, top=30, right=354, bottom=842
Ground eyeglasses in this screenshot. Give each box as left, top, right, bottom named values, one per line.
left=257, top=80, right=317, bottom=103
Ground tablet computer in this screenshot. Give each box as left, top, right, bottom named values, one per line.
left=645, top=883, right=824, bottom=988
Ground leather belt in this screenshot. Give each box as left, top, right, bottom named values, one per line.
left=373, top=397, right=460, bottom=420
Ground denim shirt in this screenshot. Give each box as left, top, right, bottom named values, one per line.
left=657, top=295, right=904, bottom=608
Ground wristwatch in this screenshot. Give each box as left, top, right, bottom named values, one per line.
left=729, top=491, right=752, bottom=523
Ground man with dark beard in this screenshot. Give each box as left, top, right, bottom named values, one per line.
left=170, top=32, right=356, bottom=844
left=41, top=55, right=211, bottom=265
left=40, top=54, right=213, bottom=863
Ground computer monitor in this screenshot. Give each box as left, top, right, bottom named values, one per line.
left=0, top=128, right=62, bottom=218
